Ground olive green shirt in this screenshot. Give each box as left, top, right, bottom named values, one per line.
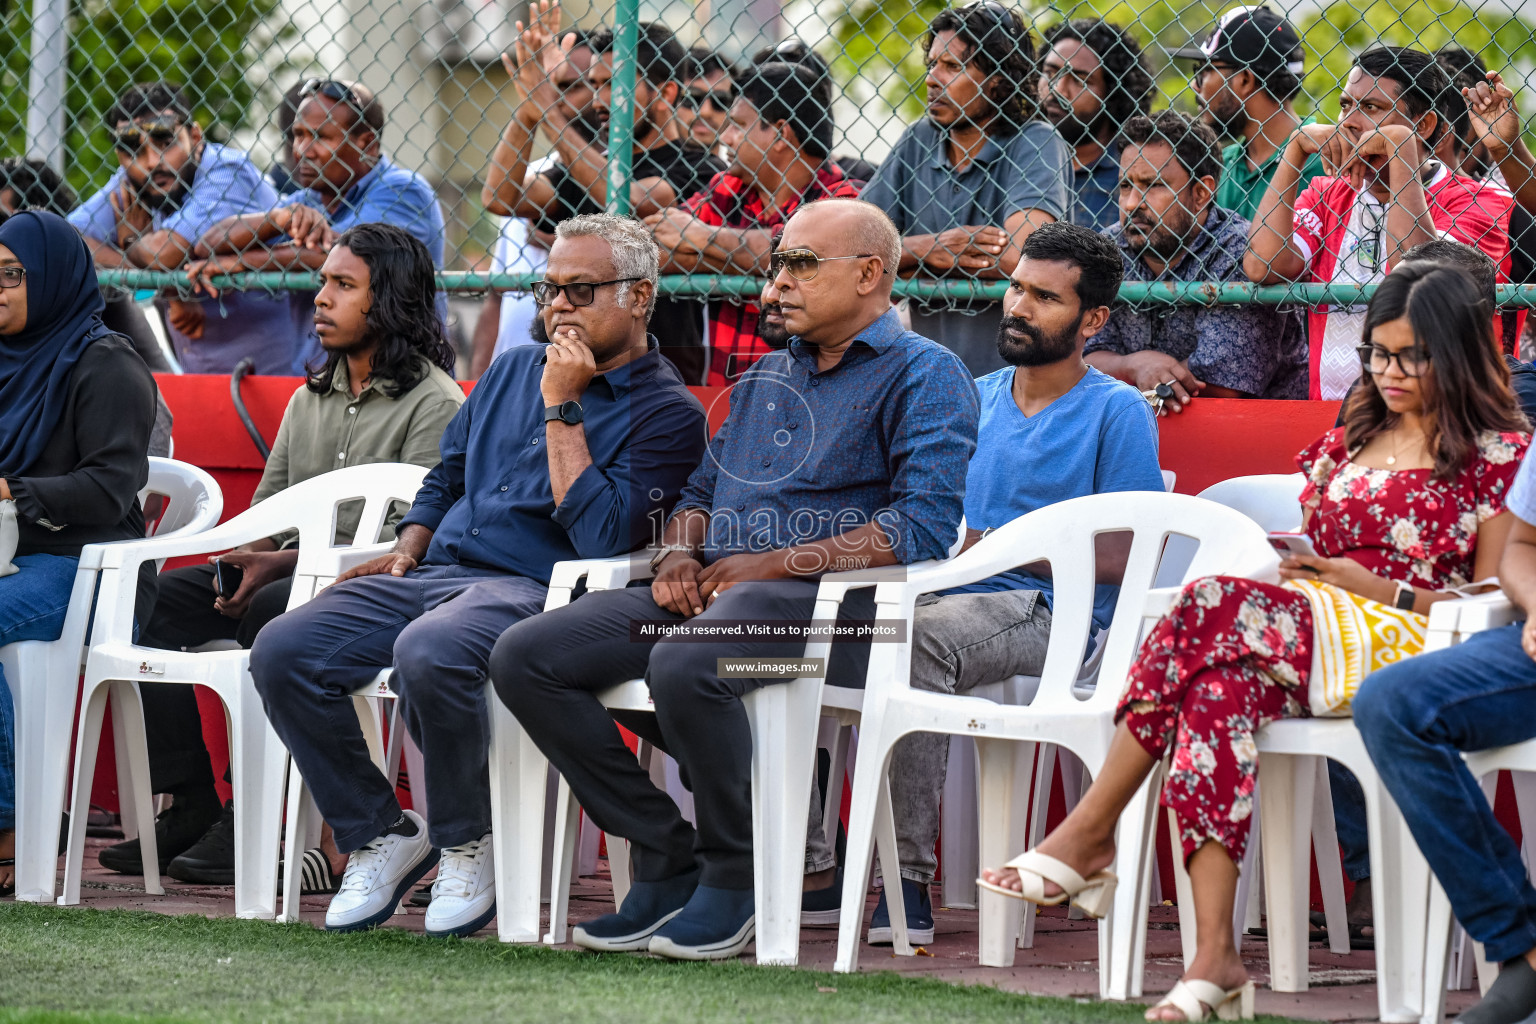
left=252, top=359, right=464, bottom=547
left=1216, top=119, right=1329, bottom=221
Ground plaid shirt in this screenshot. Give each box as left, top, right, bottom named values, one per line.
left=683, top=163, right=863, bottom=385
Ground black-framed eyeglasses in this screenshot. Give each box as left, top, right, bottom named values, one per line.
left=532, top=277, right=640, bottom=307
left=1351, top=201, right=1386, bottom=270
left=769, top=248, right=879, bottom=281
left=681, top=86, right=736, bottom=112
left=1357, top=343, right=1430, bottom=378
left=113, top=118, right=183, bottom=155
left=0, top=266, right=25, bottom=289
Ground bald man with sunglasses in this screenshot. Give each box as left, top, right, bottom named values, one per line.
left=490, top=197, right=979, bottom=961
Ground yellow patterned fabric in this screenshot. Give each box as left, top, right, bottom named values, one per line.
left=1283, top=578, right=1427, bottom=717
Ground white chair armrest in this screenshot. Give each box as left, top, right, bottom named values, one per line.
left=1451, top=591, right=1521, bottom=634
left=544, top=556, right=651, bottom=612
left=321, top=542, right=396, bottom=579
left=1143, top=586, right=1183, bottom=619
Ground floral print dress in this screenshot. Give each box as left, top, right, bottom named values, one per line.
left=1119, top=427, right=1528, bottom=862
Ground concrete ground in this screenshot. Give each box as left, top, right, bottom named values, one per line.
left=29, top=835, right=1475, bottom=1024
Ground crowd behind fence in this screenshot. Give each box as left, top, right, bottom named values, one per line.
left=5, top=0, right=1536, bottom=386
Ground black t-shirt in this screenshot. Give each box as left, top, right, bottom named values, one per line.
left=536, top=142, right=725, bottom=385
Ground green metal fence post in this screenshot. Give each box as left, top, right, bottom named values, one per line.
left=605, top=0, right=640, bottom=217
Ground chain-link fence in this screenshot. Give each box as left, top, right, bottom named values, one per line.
left=5, top=0, right=1536, bottom=387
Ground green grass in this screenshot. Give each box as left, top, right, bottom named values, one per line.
left=0, top=903, right=1314, bottom=1024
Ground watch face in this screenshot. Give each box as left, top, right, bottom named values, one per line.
left=560, top=400, right=582, bottom=424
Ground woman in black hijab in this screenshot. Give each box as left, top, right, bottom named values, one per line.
left=0, top=210, right=156, bottom=896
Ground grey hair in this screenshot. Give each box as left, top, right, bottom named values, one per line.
left=554, top=213, right=660, bottom=315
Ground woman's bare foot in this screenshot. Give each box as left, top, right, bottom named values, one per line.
left=1145, top=950, right=1250, bottom=1022
left=1, top=829, right=15, bottom=895
left=978, top=824, right=1117, bottom=899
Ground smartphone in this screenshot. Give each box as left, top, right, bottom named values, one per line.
left=1267, top=532, right=1319, bottom=559
left=214, top=559, right=245, bottom=600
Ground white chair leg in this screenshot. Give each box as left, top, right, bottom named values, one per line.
left=278, top=759, right=310, bottom=923
left=576, top=811, right=600, bottom=879
left=1104, top=767, right=1162, bottom=1001
left=1233, top=801, right=1261, bottom=953
left=109, top=681, right=163, bottom=896
left=607, top=835, right=631, bottom=907
left=228, top=680, right=285, bottom=920
left=976, top=736, right=1027, bottom=968
left=833, top=717, right=893, bottom=975
left=942, top=735, right=979, bottom=911
left=1172, top=809, right=1198, bottom=970
left=1019, top=743, right=1057, bottom=949
left=60, top=681, right=112, bottom=906
left=544, top=777, right=582, bottom=944
left=745, top=680, right=819, bottom=967
left=10, top=645, right=78, bottom=903
left=1361, top=768, right=1432, bottom=1023
left=1311, top=761, right=1351, bottom=955
left=823, top=721, right=851, bottom=858
left=1259, top=751, right=1315, bottom=993
left=1422, top=874, right=1456, bottom=1024
left=487, top=694, right=550, bottom=943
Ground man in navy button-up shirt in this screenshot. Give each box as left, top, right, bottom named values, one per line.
left=250, top=214, right=705, bottom=938
left=492, top=198, right=978, bottom=961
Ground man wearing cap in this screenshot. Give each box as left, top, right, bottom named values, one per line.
left=189, top=78, right=447, bottom=367
left=1176, top=5, right=1328, bottom=221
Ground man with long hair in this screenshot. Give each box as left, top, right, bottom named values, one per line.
left=861, top=2, right=1071, bottom=376
left=102, top=223, right=463, bottom=888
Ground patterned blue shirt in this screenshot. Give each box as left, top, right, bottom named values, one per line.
left=400, top=341, right=706, bottom=582
left=1086, top=205, right=1309, bottom=399
left=674, top=308, right=980, bottom=565
left=69, top=142, right=306, bottom=375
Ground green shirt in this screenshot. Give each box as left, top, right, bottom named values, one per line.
left=253, top=358, right=464, bottom=547
left=1216, top=120, right=1329, bottom=221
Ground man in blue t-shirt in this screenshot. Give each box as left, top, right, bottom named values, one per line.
left=853, top=221, right=1165, bottom=946
left=188, top=79, right=446, bottom=367
left=68, top=82, right=305, bottom=374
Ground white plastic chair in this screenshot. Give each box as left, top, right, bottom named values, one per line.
left=5, top=457, right=221, bottom=905
left=1418, top=591, right=1529, bottom=1024
left=490, top=554, right=911, bottom=965
left=59, top=463, right=427, bottom=919
left=830, top=492, right=1278, bottom=999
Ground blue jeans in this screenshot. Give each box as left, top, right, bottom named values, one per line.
left=0, top=554, right=81, bottom=832
left=249, top=564, right=547, bottom=852
left=1354, top=622, right=1536, bottom=962
left=1328, top=762, right=1372, bottom=883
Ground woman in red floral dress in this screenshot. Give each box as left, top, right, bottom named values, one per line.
left=981, top=263, right=1530, bottom=1021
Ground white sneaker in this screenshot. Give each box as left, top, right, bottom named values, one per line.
left=424, top=833, right=496, bottom=938
left=325, top=810, right=435, bottom=932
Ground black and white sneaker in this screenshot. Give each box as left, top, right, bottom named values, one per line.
left=324, top=810, right=436, bottom=933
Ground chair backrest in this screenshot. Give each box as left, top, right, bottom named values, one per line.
left=142, top=457, right=224, bottom=540
left=866, top=492, right=1277, bottom=714
left=284, top=463, right=431, bottom=595
left=1195, top=473, right=1305, bottom=532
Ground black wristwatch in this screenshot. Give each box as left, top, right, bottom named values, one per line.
left=544, top=400, right=584, bottom=425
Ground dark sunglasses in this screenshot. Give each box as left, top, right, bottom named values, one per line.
left=301, top=77, right=365, bottom=107
left=113, top=119, right=183, bottom=155
left=959, top=1, right=1024, bottom=34
left=770, top=248, right=878, bottom=281
left=533, top=277, right=640, bottom=307
left=682, top=86, right=735, bottom=112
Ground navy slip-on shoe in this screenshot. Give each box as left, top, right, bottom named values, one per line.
left=866, top=878, right=935, bottom=946
left=572, top=869, right=700, bottom=953
left=801, top=867, right=843, bottom=927
left=646, top=885, right=755, bottom=961
left=1460, top=957, right=1536, bottom=1024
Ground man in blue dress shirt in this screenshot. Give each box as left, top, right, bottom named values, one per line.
left=188, top=79, right=446, bottom=365
left=68, top=82, right=304, bottom=374
left=490, top=198, right=980, bottom=961
left=249, top=214, right=705, bottom=939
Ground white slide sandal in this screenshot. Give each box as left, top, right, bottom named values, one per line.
left=1145, top=979, right=1255, bottom=1022
left=975, top=849, right=1118, bottom=919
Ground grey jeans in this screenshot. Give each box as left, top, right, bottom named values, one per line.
left=805, top=589, right=1053, bottom=881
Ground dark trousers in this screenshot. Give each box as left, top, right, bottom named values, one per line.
left=136, top=563, right=293, bottom=800
left=1354, top=623, right=1536, bottom=962
left=249, top=564, right=547, bottom=852
left=490, top=580, right=874, bottom=890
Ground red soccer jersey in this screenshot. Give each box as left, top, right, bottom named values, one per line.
left=684, top=163, right=863, bottom=386
left=1293, top=166, right=1514, bottom=399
